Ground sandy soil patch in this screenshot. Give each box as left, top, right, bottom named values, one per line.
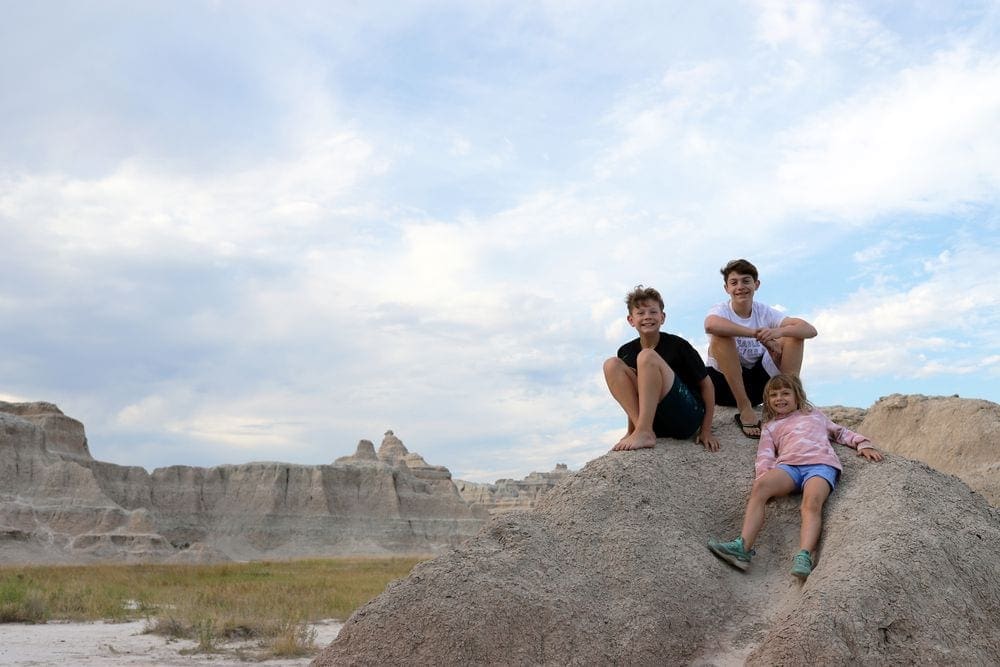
left=0, top=618, right=342, bottom=666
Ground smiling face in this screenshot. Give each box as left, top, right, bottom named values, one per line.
left=724, top=271, right=760, bottom=316
left=762, top=373, right=811, bottom=421
left=627, top=299, right=666, bottom=335
left=767, top=385, right=798, bottom=417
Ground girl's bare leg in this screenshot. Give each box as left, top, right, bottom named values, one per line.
left=799, top=476, right=831, bottom=553
left=740, top=469, right=796, bottom=549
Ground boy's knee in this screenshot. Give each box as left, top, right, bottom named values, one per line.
left=603, top=357, right=627, bottom=376
left=635, top=348, right=662, bottom=366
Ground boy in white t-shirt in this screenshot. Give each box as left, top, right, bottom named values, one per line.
left=704, top=259, right=817, bottom=439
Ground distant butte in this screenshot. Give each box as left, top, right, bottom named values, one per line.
left=0, top=402, right=573, bottom=564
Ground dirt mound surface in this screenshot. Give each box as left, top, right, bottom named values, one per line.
left=860, top=394, right=1000, bottom=505
left=315, top=407, right=1000, bottom=666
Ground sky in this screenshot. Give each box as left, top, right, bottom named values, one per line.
left=2, top=1, right=999, bottom=483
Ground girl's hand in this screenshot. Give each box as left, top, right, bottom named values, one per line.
left=858, top=447, right=884, bottom=462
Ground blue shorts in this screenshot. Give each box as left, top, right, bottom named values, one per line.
left=777, top=463, right=839, bottom=492
left=652, top=378, right=705, bottom=439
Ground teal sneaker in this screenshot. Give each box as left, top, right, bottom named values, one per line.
left=791, top=549, right=813, bottom=579
left=707, top=536, right=755, bottom=571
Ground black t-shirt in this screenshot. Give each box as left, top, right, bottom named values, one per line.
left=617, top=333, right=708, bottom=403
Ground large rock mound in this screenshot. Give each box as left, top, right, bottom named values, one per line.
left=859, top=394, right=999, bottom=505
left=315, top=407, right=1000, bottom=666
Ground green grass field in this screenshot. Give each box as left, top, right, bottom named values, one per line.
left=0, top=556, right=425, bottom=657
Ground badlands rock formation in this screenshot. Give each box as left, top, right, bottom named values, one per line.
left=0, top=401, right=91, bottom=458
left=0, top=405, right=567, bottom=564
left=456, top=464, right=574, bottom=514
left=817, top=395, right=998, bottom=506
left=858, top=394, right=1000, bottom=505
left=316, top=404, right=1000, bottom=666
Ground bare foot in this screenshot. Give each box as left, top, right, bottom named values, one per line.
left=612, top=430, right=634, bottom=451
left=614, top=429, right=656, bottom=451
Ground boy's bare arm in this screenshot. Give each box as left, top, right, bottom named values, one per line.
left=769, top=316, right=816, bottom=339
left=754, top=317, right=817, bottom=344
left=704, top=315, right=756, bottom=338
left=695, top=376, right=720, bottom=451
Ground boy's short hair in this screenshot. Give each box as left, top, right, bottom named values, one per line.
left=625, top=285, right=665, bottom=313
left=721, top=258, right=759, bottom=282
left=761, top=373, right=814, bottom=422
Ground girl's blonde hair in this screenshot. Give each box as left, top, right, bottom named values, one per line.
left=762, top=373, right=813, bottom=422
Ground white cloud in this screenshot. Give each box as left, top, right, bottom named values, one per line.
left=807, top=241, right=1000, bottom=381
left=3, top=2, right=1000, bottom=482
left=597, top=61, right=731, bottom=178
left=852, top=240, right=893, bottom=263
left=450, top=136, right=472, bottom=156
left=115, top=395, right=173, bottom=428
left=753, top=0, right=831, bottom=53
left=594, top=27, right=1000, bottom=244
left=768, top=48, right=1000, bottom=220
left=2, top=135, right=381, bottom=262
left=750, top=0, right=888, bottom=57
left=168, top=413, right=305, bottom=453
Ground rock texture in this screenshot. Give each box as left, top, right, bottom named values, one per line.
left=455, top=464, right=574, bottom=514
left=0, top=401, right=91, bottom=459
left=315, top=405, right=1000, bottom=667
left=858, top=394, right=999, bottom=506
left=0, top=406, right=563, bottom=564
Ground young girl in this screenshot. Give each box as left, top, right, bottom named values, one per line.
left=707, top=373, right=883, bottom=578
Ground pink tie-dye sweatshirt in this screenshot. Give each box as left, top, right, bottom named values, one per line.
left=755, top=408, right=873, bottom=480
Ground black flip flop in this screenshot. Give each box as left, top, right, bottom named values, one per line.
left=734, top=413, right=761, bottom=439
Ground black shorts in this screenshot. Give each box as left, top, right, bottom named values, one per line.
left=707, top=358, right=772, bottom=407
left=652, top=378, right=705, bottom=439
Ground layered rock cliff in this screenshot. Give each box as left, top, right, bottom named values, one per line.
left=455, top=464, right=574, bottom=514
left=0, top=406, right=569, bottom=564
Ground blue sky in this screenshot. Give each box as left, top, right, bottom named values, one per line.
left=2, top=1, right=998, bottom=482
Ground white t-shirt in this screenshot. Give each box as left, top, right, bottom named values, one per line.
left=706, top=300, right=786, bottom=376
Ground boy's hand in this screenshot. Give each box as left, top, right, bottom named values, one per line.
left=858, top=447, right=884, bottom=462
left=754, top=327, right=780, bottom=343
left=696, top=430, right=720, bottom=452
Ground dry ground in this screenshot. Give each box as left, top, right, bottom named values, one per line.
left=0, top=618, right=342, bottom=666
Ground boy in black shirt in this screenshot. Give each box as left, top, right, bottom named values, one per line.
left=604, top=285, right=719, bottom=451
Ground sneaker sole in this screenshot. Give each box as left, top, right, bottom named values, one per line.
left=707, top=544, right=750, bottom=571
left=791, top=568, right=810, bottom=579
